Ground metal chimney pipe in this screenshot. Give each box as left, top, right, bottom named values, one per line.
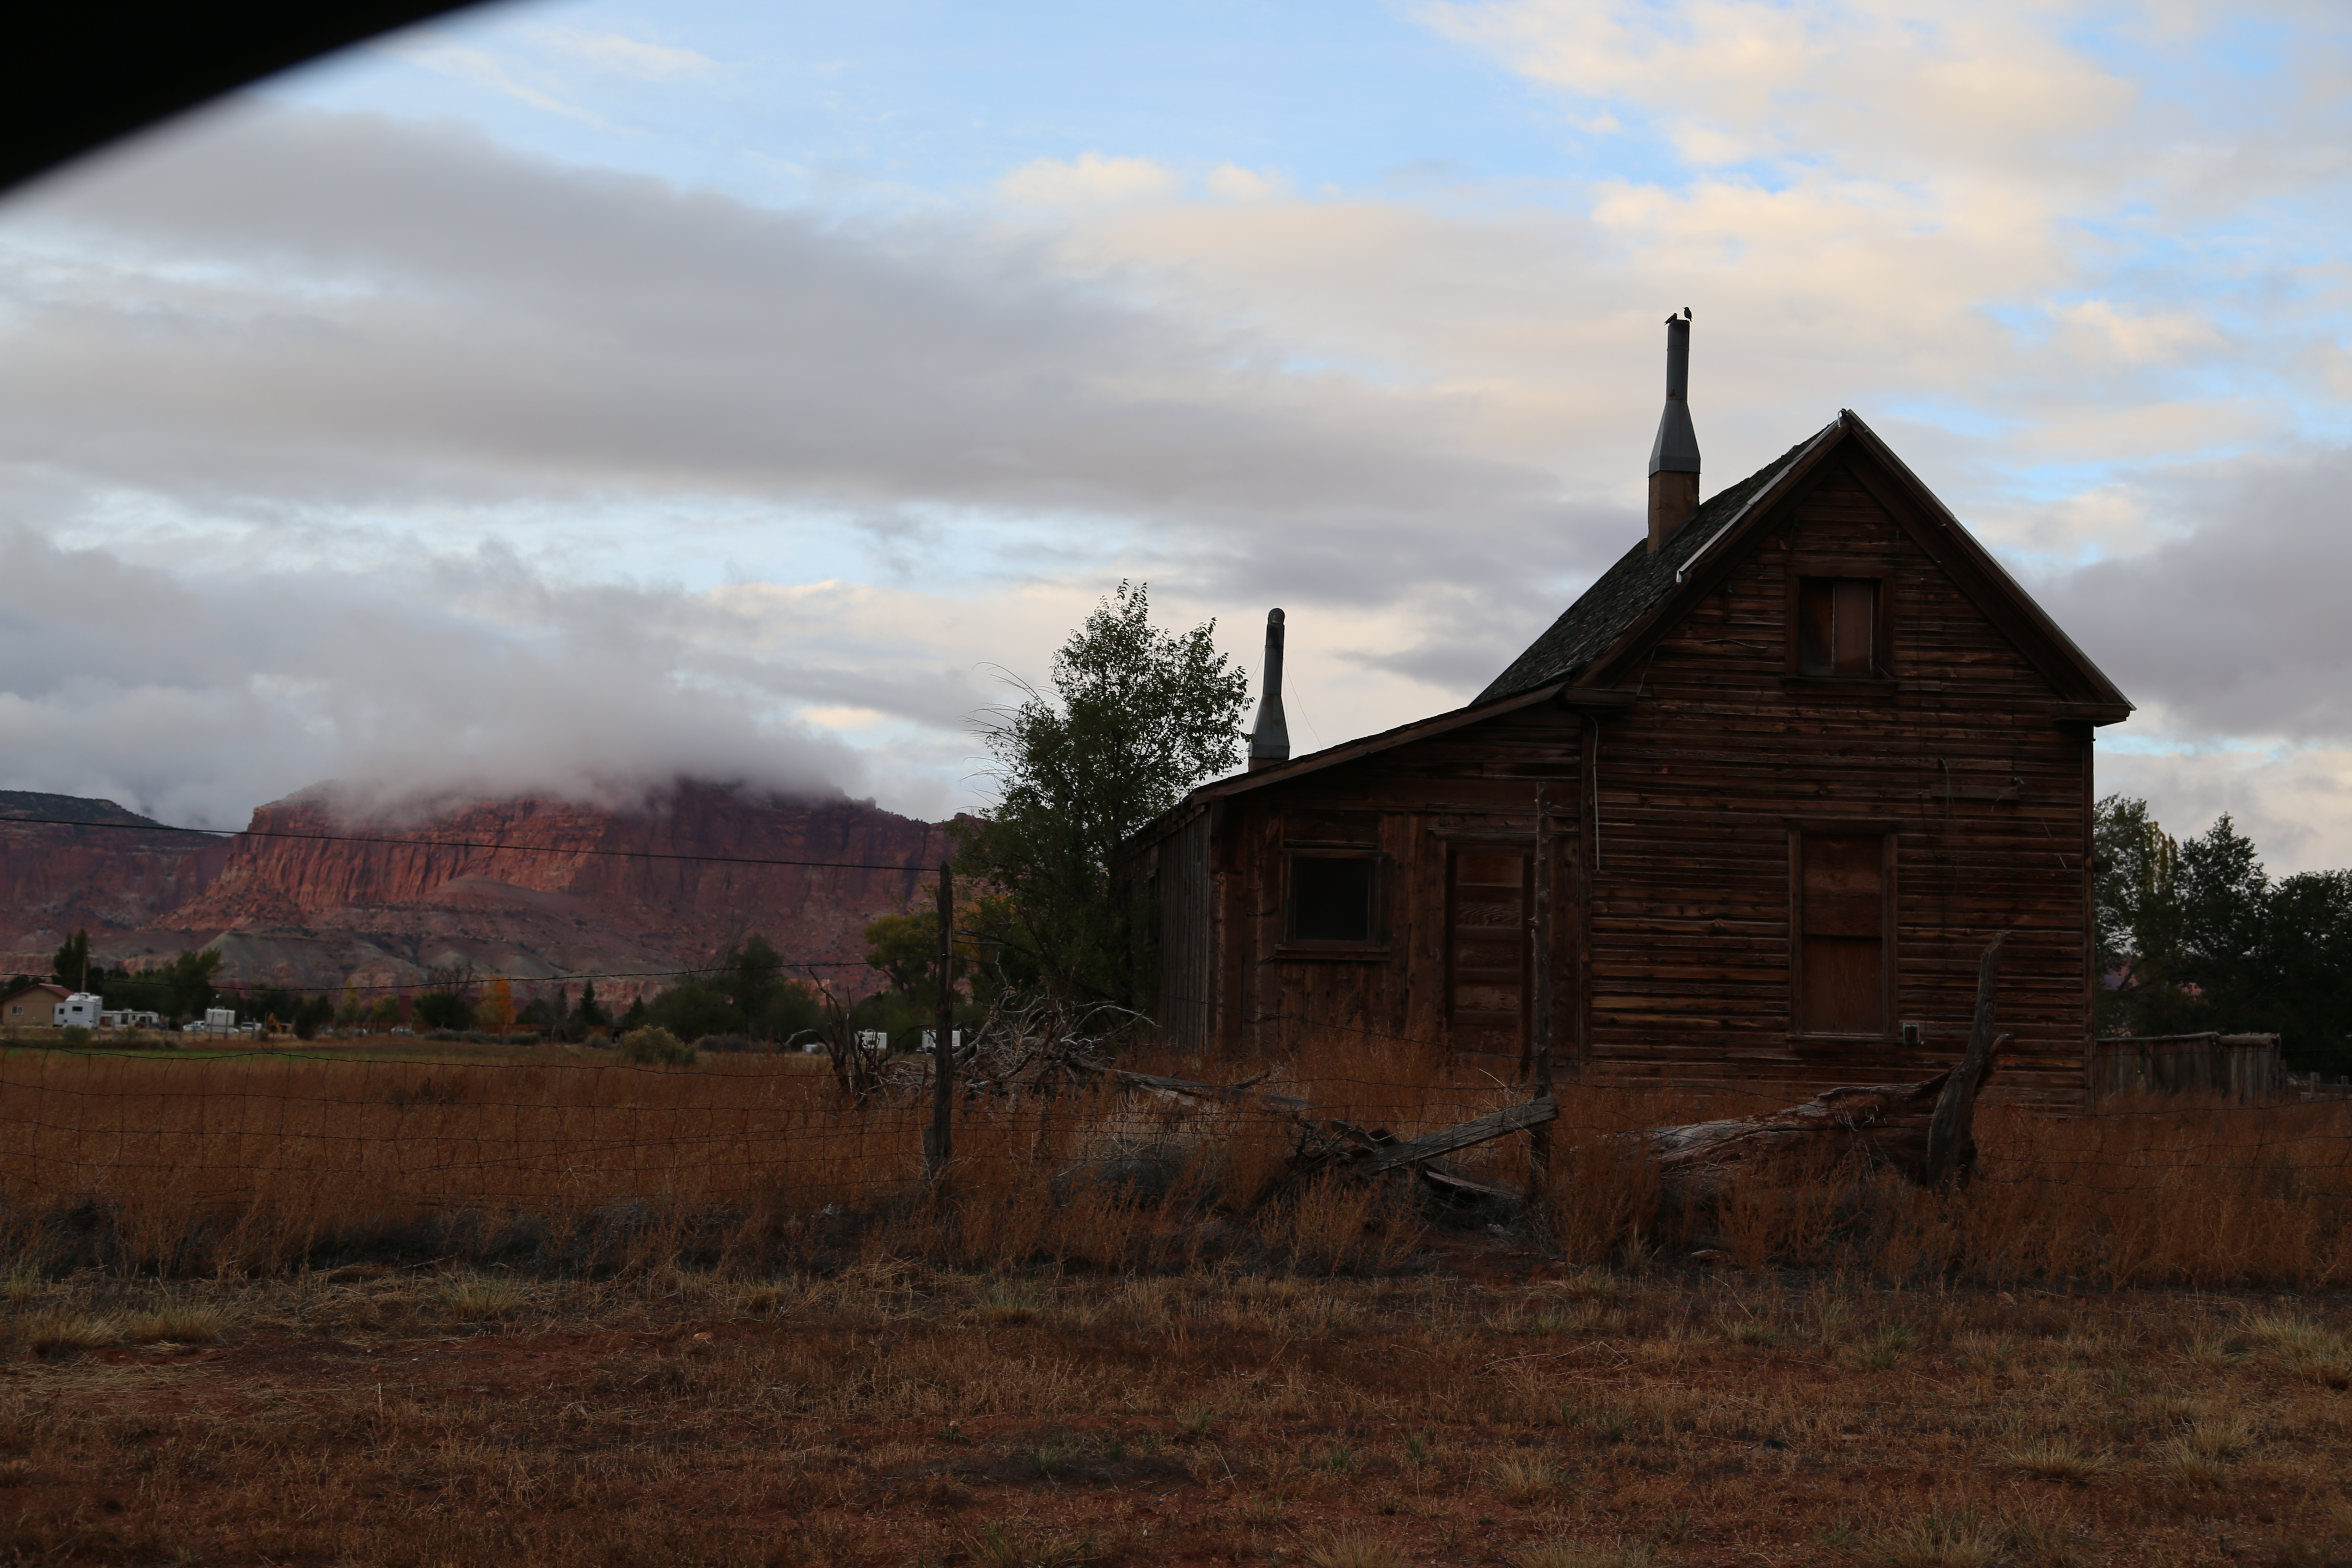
left=1248, top=609, right=1290, bottom=771
left=1647, top=308, right=1700, bottom=554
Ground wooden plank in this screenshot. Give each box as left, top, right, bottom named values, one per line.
left=1357, top=1096, right=1559, bottom=1174
left=1111, top=1067, right=1309, bottom=1112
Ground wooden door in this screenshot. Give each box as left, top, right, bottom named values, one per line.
left=1795, top=832, right=1889, bottom=1035
left=1446, top=845, right=1531, bottom=1057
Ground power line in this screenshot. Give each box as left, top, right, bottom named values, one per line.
left=0, top=812, right=943, bottom=873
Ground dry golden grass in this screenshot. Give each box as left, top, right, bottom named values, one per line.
left=119, top=1302, right=227, bottom=1344
left=2001, top=1434, right=2112, bottom=1483
left=1874, top=1504, right=2005, bottom=1568
left=1488, top=1453, right=1566, bottom=1505
left=6, top=1033, right=2352, bottom=1295
left=1517, top=1546, right=1655, bottom=1568
left=1301, top=1533, right=1410, bottom=1568
left=4, top=1264, right=2351, bottom=1564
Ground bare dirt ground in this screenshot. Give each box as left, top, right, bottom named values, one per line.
left=7, top=1246, right=2352, bottom=1568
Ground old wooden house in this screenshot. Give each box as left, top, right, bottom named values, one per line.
left=1121, top=315, right=2133, bottom=1097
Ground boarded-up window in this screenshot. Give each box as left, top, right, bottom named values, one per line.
left=1447, top=847, right=1529, bottom=1054
left=1796, top=577, right=1879, bottom=676
left=1795, top=832, right=1889, bottom=1035
left=1286, top=853, right=1379, bottom=944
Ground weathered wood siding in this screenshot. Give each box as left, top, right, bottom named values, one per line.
left=1206, top=710, right=1583, bottom=1064
left=1135, top=805, right=1216, bottom=1046
left=1583, top=456, right=2092, bottom=1097
left=1145, top=448, right=2098, bottom=1099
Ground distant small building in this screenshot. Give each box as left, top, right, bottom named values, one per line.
left=54, top=992, right=102, bottom=1028
left=0, top=982, right=69, bottom=1026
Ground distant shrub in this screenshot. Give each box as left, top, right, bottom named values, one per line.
left=619, top=1026, right=695, bottom=1066
left=423, top=1029, right=462, bottom=1042
left=58, top=1027, right=91, bottom=1049
left=694, top=1033, right=754, bottom=1054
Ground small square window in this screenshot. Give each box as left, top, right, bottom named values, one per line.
left=1796, top=577, right=1879, bottom=676
left=1287, top=854, right=1378, bottom=943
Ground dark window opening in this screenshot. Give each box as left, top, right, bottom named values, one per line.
left=1288, top=854, right=1377, bottom=943
left=1795, top=831, right=1889, bottom=1035
left=1796, top=577, right=1879, bottom=676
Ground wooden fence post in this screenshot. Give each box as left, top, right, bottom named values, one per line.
left=926, top=862, right=955, bottom=1177
left=1527, top=784, right=1553, bottom=1201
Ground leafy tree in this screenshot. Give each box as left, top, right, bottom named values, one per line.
left=516, top=996, right=557, bottom=1031
left=763, top=979, right=830, bottom=1047
left=955, top=581, right=1248, bottom=1006
left=636, top=936, right=820, bottom=1045
left=244, top=985, right=299, bottom=1029
left=619, top=994, right=648, bottom=1030
left=2093, top=796, right=2173, bottom=1008
left=413, top=990, right=475, bottom=1031
left=569, top=980, right=611, bottom=1035
left=50, top=929, right=94, bottom=992
left=714, top=934, right=785, bottom=1023
left=370, top=995, right=401, bottom=1027
left=2095, top=797, right=2352, bottom=1073
left=159, top=949, right=224, bottom=1020
left=958, top=891, right=1045, bottom=1005
left=338, top=980, right=362, bottom=1027
left=58, top=946, right=223, bottom=1022
left=292, top=995, right=335, bottom=1040
left=478, top=977, right=516, bottom=1037
left=863, top=910, right=945, bottom=1004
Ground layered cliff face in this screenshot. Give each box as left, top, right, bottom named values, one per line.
left=0, top=793, right=230, bottom=973
left=2, top=782, right=946, bottom=1003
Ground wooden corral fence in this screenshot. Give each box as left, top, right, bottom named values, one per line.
left=2288, top=1071, right=2352, bottom=1102
left=2089, top=1033, right=2283, bottom=1102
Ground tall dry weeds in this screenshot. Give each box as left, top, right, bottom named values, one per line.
left=5, top=1040, right=2352, bottom=1287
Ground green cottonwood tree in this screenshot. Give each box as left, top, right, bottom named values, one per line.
left=955, top=581, right=1247, bottom=1007
left=2095, top=797, right=2352, bottom=1073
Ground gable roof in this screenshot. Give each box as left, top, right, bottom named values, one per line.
left=0, top=983, right=69, bottom=1004
left=1480, top=408, right=2133, bottom=717
left=1127, top=409, right=2132, bottom=838
left=1478, top=421, right=1840, bottom=704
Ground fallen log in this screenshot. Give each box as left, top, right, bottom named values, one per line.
left=1639, top=1070, right=1978, bottom=1208
left=1292, top=932, right=2015, bottom=1201
left=1287, top=1047, right=2012, bottom=1209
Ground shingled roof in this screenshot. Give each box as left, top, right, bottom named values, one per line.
left=1476, top=420, right=1839, bottom=705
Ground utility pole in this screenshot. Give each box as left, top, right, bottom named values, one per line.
left=927, top=862, right=955, bottom=1177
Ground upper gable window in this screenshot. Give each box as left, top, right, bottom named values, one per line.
left=1795, top=577, right=1880, bottom=677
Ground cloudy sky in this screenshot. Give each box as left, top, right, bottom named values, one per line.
left=2, top=0, right=2349, bottom=864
